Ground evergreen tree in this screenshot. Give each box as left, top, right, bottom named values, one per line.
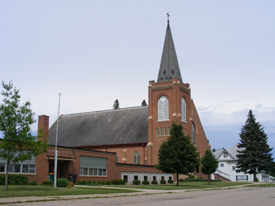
left=113, top=99, right=119, bottom=109
left=0, top=81, right=49, bottom=191
left=155, top=123, right=200, bottom=186
left=141, top=99, right=147, bottom=106
left=236, top=110, right=273, bottom=182
left=201, top=149, right=218, bottom=184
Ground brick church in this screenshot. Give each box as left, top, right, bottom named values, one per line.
left=0, top=18, right=210, bottom=184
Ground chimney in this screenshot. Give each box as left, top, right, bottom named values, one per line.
left=38, top=115, right=49, bottom=141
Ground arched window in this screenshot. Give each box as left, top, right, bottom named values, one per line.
left=192, top=123, right=196, bottom=145
left=133, top=151, right=140, bottom=165
left=181, top=97, right=186, bottom=122
left=158, top=96, right=169, bottom=121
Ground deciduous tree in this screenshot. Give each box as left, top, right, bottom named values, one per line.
left=236, top=110, right=273, bottom=182
left=141, top=100, right=147, bottom=106
left=155, top=123, right=200, bottom=186
left=201, top=149, right=218, bottom=184
left=0, top=81, right=49, bottom=191
left=113, top=99, right=119, bottom=109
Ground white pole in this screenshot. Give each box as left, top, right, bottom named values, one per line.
left=54, top=93, right=61, bottom=188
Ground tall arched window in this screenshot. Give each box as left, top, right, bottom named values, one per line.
left=181, top=97, right=186, bottom=122
left=192, top=123, right=196, bottom=145
left=158, top=96, right=169, bottom=121
left=133, top=151, right=140, bottom=165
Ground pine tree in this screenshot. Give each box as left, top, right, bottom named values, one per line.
left=201, top=149, right=218, bottom=184
left=0, top=81, right=49, bottom=191
left=113, top=99, right=119, bottom=109
left=141, top=99, right=147, bottom=106
left=155, top=123, right=200, bottom=186
left=236, top=110, right=273, bottom=182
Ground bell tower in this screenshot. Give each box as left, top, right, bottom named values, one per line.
left=147, top=16, right=195, bottom=165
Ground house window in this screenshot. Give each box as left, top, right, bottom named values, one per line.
left=123, top=175, right=128, bottom=183
left=134, top=176, right=138, bottom=181
left=232, top=166, right=235, bottom=171
left=160, top=127, right=162, bottom=136
left=144, top=176, right=148, bottom=181
left=169, top=176, right=172, bottom=180
left=181, top=97, right=186, bottom=122
left=0, top=155, right=36, bottom=174
left=133, top=151, right=140, bottom=165
left=168, top=127, right=170, bottom=135
left=223, top=152, right=228, bottom=158
left=0, top=163, right=5, bottom=172
left=192, top=123, right=196, bottom=144
left=161, top=176, right=165, bottom=180
left=79, top=156, right=107, bottom=176
left=220, top=163, right=224, bottom=167
left=158, top=96, right=169, bottom=121
left=153, top=176, right=157, bottom=181
left=156, top=128, right=159, bottom=136
left=164, top=127, right=166, bottom=135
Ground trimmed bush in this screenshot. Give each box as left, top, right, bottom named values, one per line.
left=179, top=178, right=184, bottom=182
left=184, top=179, right=222, bottom=182
left=87, top=180, right=92, bottom=184
left=0, top=174, right=29, bottom=185
left=132, top=180, right=141, bottom=185
left=97, top=181, right=102, bottom=185
left=40, top=179, right=53, bottom=185
left=151, top=180, right=158, bottom=184
left=30, top=180, right=38, bottom=185
left=168, top=179, right=173, bottom=184
left=56, top=178, right=68, bottom=187
left=142, top=180, right=150, bottom=185
left=160, top=179, right=166, bottom=184
left=106, top=181, right=111, bottom=185
left=188, top=174, right=195, bottom=179
left=101, top=181, right=106, bottom=185
left=9, top=181, right=16, bottom=185
left=76, top=180, right=87, bottom=185
left=67, top=181, right=74, bottom=188
left=111, top=179, right=125, bottom=185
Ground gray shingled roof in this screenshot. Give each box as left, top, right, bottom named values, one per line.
left=157, top=22, right=182, bottom=82
left=48, top=106, right=148, bottom=147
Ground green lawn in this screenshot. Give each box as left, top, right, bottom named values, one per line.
left=0, top=185, right=137, bottom=198
left=245, top=183, right=275, bottom=187
left=107, top=181, right=251, bottom=190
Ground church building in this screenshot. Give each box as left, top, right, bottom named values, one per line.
left=1, top=18, right=210, bottom=184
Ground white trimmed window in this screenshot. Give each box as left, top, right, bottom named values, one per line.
left=0, top=155, right=36, bottom=174
left=181, top=97, right=186, bottom=122
left=133, top=151, right=140, bottom=165
left=158, top=96, right=169, bottom=121
left=79, top=156, right=107, bottom=176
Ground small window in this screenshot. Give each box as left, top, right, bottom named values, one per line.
left=156, top=128, right=159, bottom=136
left=158, top=96, right=169, bottom=121
left=153, top=176, right=156, bottom=181
left=164, top=127, right=166, bottom=135
left=232, top=166, right=236, bottom=171
left=169, top=176, right=172, bottom=180
left=192, top=123, right=196, bottom=144
left=168, top=127, right=170, bottom=135
left=161, top=176, right=165, bottom=180
left=133, top=151, right=140, bottom=165
left=144, top=176, right=148, bottom=181
left=220, top=163, right=224, bottom=167
left=14, top=164, right=21, bottom=173
left=223, top=152, right=228, bottom=158
left=123, top=175, right=128, bottom=183
left=181, top=97, right=186, bottom=122
left=8, top=164, right=13, bottom=173
left=83, top=168, right=88, bottom=175
left=134, top=175, right=138, bottom=180
left=0, top=163, right=5, bottom=172
left=160, top=127, right=162, bottom=136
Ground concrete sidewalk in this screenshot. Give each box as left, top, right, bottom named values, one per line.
left=0, top=184, right=261, bottom=205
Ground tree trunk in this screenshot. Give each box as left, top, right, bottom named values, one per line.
left=177, top=173, right=179, bottom=186
left=5, top=160, right=9, bottom=191
left=253, top=173, right=257, bottom=182
left=208, top=174, right=210, bottom=185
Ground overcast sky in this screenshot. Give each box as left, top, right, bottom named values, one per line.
left=1, top=1, right=274, bottom=154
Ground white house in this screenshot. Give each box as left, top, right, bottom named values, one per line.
left=213, top=144, right=273, bottom=182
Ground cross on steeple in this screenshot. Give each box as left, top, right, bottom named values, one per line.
left=167, top=12, right=170, bottom=22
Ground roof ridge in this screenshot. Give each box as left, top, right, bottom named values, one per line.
left=63, top=106, right=148, bottom=117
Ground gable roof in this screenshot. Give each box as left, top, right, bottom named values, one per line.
left=157, top=21, right=182, bottom=83
left=48, top=106, right=148, bottom=147
left=213, top=144, right=240, bottom=160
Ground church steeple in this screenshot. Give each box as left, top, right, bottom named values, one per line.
left=157, top=14, right=182, bottom=82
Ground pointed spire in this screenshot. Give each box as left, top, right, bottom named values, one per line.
left=157, top=14, right=182, bottom=82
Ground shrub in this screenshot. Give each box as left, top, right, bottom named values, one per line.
left=106, top=181, right=111, bottom=185
left=17, top=180, right=24, bottom=185
left=9, top=181, right=16, bottom=185
left=30, top=180, right=38, bottom=185
left=142, top=180, right=150, bottom=185
left=40, top=179, right=53, bottom=185
left=196, top=177, right=203, bottom=179
left=111, top=179, right=125, bottom=185
left=67, top=181, right=74, bottom=188
left=97, top=181, right=102, bottom=185
left=0, top=174, right=29, bottom=185
left=133, top=180, right=141, bottom=185
left=179, top=178, right=184, bottom=182
left=160, top=179, right=166, bottom=184
left=188, top=174, right=195, bottom=179
left=101, top=181, right=106, bottom=185
left=168, top=179, right=173, bottom=184
left=87, top=180, right=92, bottom=184
left=151, top=180, right=158, bottom=184
left=76, top=180, right=87, bottom=185
left=56, top=178, right=68, bottom=187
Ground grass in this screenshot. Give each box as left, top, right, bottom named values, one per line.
left=0, top=185, right=138, bottom=198
left=106, top=181, right=251, bottom=190
left=245, top=183, right=275, bottom=187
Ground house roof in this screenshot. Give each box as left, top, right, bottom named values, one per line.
left=213, top=144, right=240, bottom=160
left=48, top=106, right=148, bottom=147
left=157, top=21, right=182, bottom=83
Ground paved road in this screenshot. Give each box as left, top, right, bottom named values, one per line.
left=9, top=187, right=275, bottom=206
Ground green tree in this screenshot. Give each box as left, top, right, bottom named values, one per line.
left=155, top=123, right=200, bottom=186
left=0, top=81, right=49, bottom=191
left=236, top=110, right=273, bottom=182
left=141, top=99, right=147, bottom=106
left=201, top=149, right=218, bottom=184
left=113, top=99, right=119, bottom=109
